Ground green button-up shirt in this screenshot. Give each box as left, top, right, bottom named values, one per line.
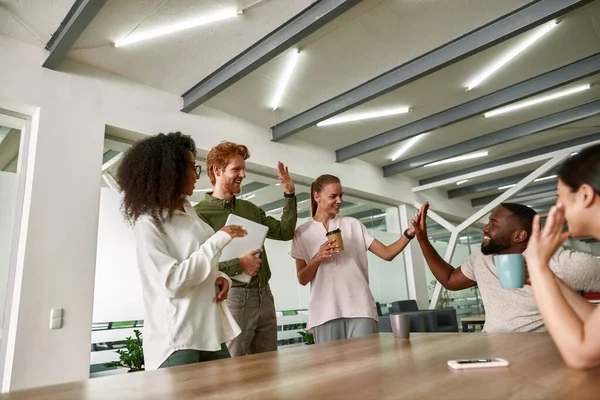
left=193, top=193, right=297, bottom=288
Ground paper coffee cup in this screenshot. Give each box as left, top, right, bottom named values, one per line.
left=326, top=228, right=344, bottom=251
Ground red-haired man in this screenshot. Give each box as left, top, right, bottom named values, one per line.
left=194, top=141, right=297, bottom=357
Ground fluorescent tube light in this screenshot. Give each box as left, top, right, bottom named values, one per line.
left=318, top=106, right=410, bottom=127
left=425, top=151, right=488, bottom=167
left=271, top=49, right=300, bottom=111
left=484, top=84, right=591, bottom=118
left=498, top=184, right=516, bottom=190
left=193, top=188, right=213, bottom=193
left=534, top=175, right=557, bottom=182
left=114, top=8, right=241, bottom=47
left=466, top=20, right=558, bottom=91
left=456, top=180, right=469, bottom=185
left=390, top=133, right=426, bottom=161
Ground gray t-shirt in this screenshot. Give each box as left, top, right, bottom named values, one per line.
left=461, top=247, right=600, bottom=332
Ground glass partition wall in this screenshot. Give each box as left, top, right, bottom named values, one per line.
left=0, top=110, right=29, bottom=388
left=92, top=135, right=414, bottom=375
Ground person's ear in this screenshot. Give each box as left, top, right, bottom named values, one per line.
left=513, top=229, right=528, bottom=244
left=578, top=184, right=596, bottom=208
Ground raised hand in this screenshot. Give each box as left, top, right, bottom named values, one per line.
left=239, top=248, right=263, bottom=276
left=411, top=202, right=430, bottom=241
left=220, top=225, right=247, bottom=238
left=277, top=161, right=295, bottom=195
left=525, top=203, right=570, bottom=274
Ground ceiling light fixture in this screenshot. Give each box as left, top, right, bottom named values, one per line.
left=317, top=106, right=410, bottom=127
left=425, top=151, right=488, bottom=167
left=484, top=84, right=591, bottom=118
left=114, top=8, right=241, bottom=47
left=465, top=20, right=559, bottom=91
left=534, top=174, right=557, bottom=182
left=271, top=49, right=300, bottom=111
left=390, top=133, right=426, bottom=161
left=193, top=188, right=213, bottom=193
left=498, top=184, right=516, bottom=190
left=456, top=180, right=469, bottom=185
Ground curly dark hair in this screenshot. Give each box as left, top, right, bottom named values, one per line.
left=116, top=132, right=196, bottom=232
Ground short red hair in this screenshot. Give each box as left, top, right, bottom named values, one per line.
left=206, top=141, right=250, bottom=185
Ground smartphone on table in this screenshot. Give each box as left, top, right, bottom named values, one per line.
left=447, top=358, right=509, bottom=370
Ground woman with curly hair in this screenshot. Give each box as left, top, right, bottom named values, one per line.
left=117, top=131, right=246, bottom=370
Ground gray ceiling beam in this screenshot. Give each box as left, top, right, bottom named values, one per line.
left=382, top=97, right=600, bottom=177
left=43, top=0, right=107, bottom=69
left=526, top=195, right=558, bottom=208
left=346, top=208, right=386, bottom=221
left=241, top=182, right=270, bottom=194
left=471, top=182, right=556, bottom=208
left=342, top=52, right=600, bottom=164
left=102, top=150, right=120, bottom=164
left=270, top=0, right=593, bottom=141
left=181, top=0, right=361, bottom=113
left=419, top=131, right=600, bottom=186
left=448, top=167, right=559, bottom=198
left=262, top=192, right=310, bottom=212
left=448, top=172, right=530, bottom=199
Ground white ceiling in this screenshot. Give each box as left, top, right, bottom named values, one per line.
left=67, top=0, right=313, bottom=94
left=202, top=0, right=533, bottom=125
left=0, top=0, right=75, bottom=47
left=4, top=0, right=600, bottom=214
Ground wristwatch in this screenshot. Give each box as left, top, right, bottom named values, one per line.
left=283, top=192, right=296, bottom=199
left=403, top=229, right=415, bottom=240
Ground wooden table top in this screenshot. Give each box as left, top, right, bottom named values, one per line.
left=3, top=333, right=600, bottom=400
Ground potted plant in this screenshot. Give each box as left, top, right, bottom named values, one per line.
left=298, top=329, right=314, bottom=345
left=104, top=329, right=145, bottom=372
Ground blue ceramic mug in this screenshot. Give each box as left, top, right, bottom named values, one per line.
left=494, top=254, right=525, bottom=289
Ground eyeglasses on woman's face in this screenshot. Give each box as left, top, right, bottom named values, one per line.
left=192, top=164, right=201, bottom=178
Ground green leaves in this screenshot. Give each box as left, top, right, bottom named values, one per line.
left=104, top=329, right=145, bottom=371
left=298, top=330, right=314, bottom=345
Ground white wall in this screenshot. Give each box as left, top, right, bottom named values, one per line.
left=0, top=34, right=476, bottom=391
left=93, top=188, right=144, bottom=322
left=0, top=172, right=18, bottom=331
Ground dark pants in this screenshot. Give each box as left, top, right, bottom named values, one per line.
left=225, top=285, right=278, bottom=357
left=158, top=344, right=230, bottom=369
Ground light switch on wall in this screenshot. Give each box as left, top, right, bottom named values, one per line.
left=50, top=308, right=63, bottom=330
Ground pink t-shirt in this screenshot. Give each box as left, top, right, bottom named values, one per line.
left=291, top=215, right=378, bottom=329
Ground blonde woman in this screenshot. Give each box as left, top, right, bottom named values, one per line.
left=291, top=174, right=420, bottom=344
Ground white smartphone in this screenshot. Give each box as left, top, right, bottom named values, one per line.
left=447, top=358, right=509, bottom=370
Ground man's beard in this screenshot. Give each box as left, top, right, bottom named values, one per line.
left=481, top=238, right=510, bottom=255
left=224, top=178, right=241, bottom=195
